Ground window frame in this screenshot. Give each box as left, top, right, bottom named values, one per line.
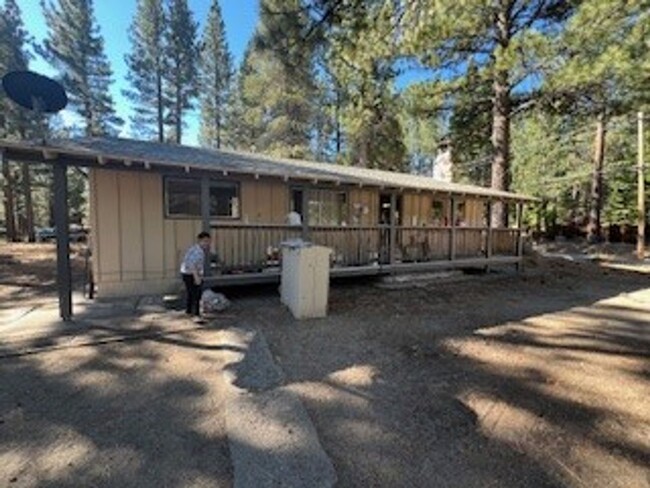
left=163, top=176, right=241, bottom=220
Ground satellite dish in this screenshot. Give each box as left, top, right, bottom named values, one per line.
left=1, top=70, right=67, bottom=114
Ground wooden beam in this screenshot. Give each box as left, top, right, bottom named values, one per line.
left=449, top=196, right=457, bottom=261
left=301, top=187, right=310, bottom=241
left=516, top=201, right=524, bottom=271
left=486, top=200, right=493, bottom=261
left=53, top=162, right=72, bottom=320
left=201, top=176, right=211, bottom=277
left=389, top=193, right=397, bottom=265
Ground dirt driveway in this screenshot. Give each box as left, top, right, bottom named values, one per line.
left=0, top=242, right=649, bottom=487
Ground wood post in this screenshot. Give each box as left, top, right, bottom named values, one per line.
left=449, top=196, right=457, bottom=261
left=486, top=200, right=493, bottom=259
left=201, top=176, right=211, bottom=277
left=53, top=161, right=72, bottom=321
left=301, top=187, right=310, bottom=241
left=389, top=192, right=397, bottom=264
left=638, top=111, right=646, bottom=260
left=516, top=201, right=524, bottom=271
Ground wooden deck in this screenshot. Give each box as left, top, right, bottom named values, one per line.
left=205, top=223, right=523, bottom=286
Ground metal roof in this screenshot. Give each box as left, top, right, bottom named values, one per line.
left=0, top=136, right=536, bottom=201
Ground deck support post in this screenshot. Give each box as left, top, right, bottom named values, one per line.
left=389, top=192, right=397, bottom=265
left=53, top=161, right=72, bottom=321
left=449, top=196, right=457, bottom=261
left=486, top=200, right=493, bottom=271
left=301, top=187, right=310, bottom=241
left=516, top=201, right=524, bottom=271
left=201, top=176, right=211, bottom=277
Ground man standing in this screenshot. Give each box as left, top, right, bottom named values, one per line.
left=180, top=231, right=211, bottom=319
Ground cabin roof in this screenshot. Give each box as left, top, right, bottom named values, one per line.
left=0, top=136, right=536, bottom=201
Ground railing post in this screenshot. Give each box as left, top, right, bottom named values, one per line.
left=449, top=196, right=456, bottom=261
left=516, top=201, right=524, bottom=271
left=201, top=176, right=211, bottom=277
left=389, top=192, right=397, bottom=265
left=486, top=200, right=493, bottom=259
left=301, top=187, right=310, bottom=241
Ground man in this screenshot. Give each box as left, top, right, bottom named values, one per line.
left=180, top=231, right=211, bottom=319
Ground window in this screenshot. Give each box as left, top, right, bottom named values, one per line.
left=432, top=200, right=444, bottom=224
left=210, top=182, right=239, bottom=218
left=165, top=177, right=239, bottom=219
left=293, top=189, right=348, bottom=225
left=166, top=178, right=201, bottom=217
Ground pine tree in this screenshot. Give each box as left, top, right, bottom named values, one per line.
left=0, top=0, right=32, bottom=241
left=41, top=0, right=121, bottom=136
left=124, top=0, right=166, bottom=141
left=544, top=1, right=649, bottom=241
left=163, top=0, right=198, bottom=144
left=401, top=0, right=576, bottom=225
left=198, top=0, right=232, bottom=149
left=235, top=0, right=315, bottom=158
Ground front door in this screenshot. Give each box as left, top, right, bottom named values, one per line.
left=379, top=193, right=402, bottom=263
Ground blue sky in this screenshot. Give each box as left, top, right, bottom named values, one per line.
left=12, top=0, right=259, bottom=145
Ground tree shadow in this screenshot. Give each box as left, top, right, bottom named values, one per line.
left=253, top=259, right=650, bottom=487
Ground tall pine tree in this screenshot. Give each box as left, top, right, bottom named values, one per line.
left=0, top=0, right=32, bottom=241
left=198, top=0, right=233, bottom=149
left=124, top=0, right=166, bottom=141
left=163, top=0, right=198, bottom=144
left=41, top=0, right=121, bottom=136
left=235, top=0, right=315, bottom=158
left=401, top=0, right=575, bottom=225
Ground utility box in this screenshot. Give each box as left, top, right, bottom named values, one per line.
left=281, top=241, right=332, bottom=319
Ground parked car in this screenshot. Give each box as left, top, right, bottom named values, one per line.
left=35, top=226, right=89, bottom=243
left=35, top=227, right=57, bottom=242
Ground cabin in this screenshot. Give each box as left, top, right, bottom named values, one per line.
left=0, top=137, right=534, bottom=318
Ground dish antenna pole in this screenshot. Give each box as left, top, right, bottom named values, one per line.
left=1, top=70, right=73, bottom=320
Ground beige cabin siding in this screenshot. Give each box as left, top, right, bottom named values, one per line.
left=90, top=169, right=295, bottom=296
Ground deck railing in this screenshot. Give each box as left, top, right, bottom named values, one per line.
left=210, top=223, right=522, bottom=274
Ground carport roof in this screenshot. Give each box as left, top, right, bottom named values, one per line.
left=0, top=136, right=536, bottom=201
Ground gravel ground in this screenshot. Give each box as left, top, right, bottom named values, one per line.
left=245, top=257, right=650, bottom=488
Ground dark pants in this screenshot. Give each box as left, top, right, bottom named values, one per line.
left=182, top=273, right=202, bottom=316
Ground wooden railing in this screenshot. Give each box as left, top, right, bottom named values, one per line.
left=211, top=223, right=522, bottom=274
left=310, top=226, right=381, bottom=267
left=492, top=228, right=519, bottom=256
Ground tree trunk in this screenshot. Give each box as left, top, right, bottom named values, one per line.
left=490, top=3, right=512, bottom=228
left=21, top=162, right=35, bottom=242
left=175, top=85, right=182, bottom=144
left=490, top=69, right=511, bottom=227
left=588, top=112, right=607, bottom=242
left=2, top=156, right=18, bottom=242
left=157, top=70, right=164, bottom=143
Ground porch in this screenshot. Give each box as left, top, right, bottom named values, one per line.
left=207, top=214, right=524, bottom=286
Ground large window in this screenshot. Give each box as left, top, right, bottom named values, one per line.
left=308, top=189, right=348, bottom=226
left=165, top=177, right=239, bottom=219
left=291, top=188, right=348, bottom=225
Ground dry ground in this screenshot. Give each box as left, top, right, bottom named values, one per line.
left=0, top=241, right=649, bottom=487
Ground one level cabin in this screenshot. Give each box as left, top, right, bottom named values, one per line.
left=0, top=137, right=535, bottom=318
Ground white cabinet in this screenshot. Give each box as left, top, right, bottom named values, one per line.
left=281, top=243, right=332, bottom=319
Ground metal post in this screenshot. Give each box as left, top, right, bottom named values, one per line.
left=638, top=112, right=646, bottom=260
left=516, top=201, right=524, bottom=271
left=389, top=193, right=397, bottom=265
left=53, top=161, right=72, bottom=320
left=449, top=196, right=456, bottom=261
left=200, top=176, right=211, bottom=277
left=301, top=187, right=310, bottom=241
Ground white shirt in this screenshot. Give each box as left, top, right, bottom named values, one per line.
left=180, top=244, right=205, bottom=275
